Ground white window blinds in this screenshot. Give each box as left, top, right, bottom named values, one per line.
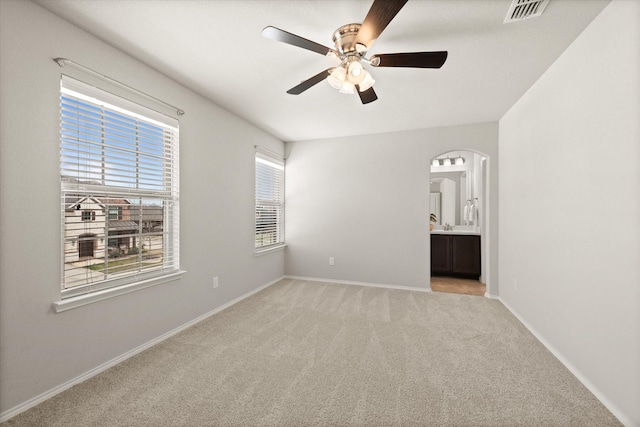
left=255, top=151, right=285, bottom=250
left=60, top=75, right=180, bottom=298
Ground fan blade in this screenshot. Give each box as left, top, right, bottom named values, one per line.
left=262, top=26, right=335, bottom=56
left=353, top=0, right=408, bottom=51
left=371, top=51, right=448, bottom=68
left=287, top=69, right=332, bottom=95
left=356, top=86, right=378, bottom=104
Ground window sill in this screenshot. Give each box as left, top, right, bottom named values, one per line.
left=254, top=243, right=287, bottom=257
left=52, top=270, right=186, bottom=313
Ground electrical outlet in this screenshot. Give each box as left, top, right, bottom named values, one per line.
left=514, top=278, right=518, bottom=290
left=329, top=257, right=335, bottom=266
left=213, top=276, right=219, bottom=288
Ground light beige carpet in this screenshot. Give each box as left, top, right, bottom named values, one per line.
left=3, top=278, right=621, bottom=426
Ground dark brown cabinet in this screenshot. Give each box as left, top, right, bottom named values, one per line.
left=431, top=234, right=481, bottom=279
left=430, top=234, right=452, bottom=274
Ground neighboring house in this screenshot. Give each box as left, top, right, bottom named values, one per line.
left=128, top=204, right=164, bottom=232
left=128, top=204, right=165, bottom=252
left=63, top=196, right=141, bottom=263
left=64, top=196, right=106, bottom=262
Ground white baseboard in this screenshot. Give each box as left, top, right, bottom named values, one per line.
left=284, top=275, right=431, bottom=293
left=0, top=275, right=284, bottom=424
left=498, top=297, right=632, bottom=427
left=484, top=291, right=500, bottom=299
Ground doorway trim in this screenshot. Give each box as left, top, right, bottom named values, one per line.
left=428, top=149, right=492, bottom=297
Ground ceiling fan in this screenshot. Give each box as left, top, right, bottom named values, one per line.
left=262, top=0, right=448, bottom=104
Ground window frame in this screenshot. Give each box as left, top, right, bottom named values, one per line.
left=56, top=75, right=182, bottom=308
left=254, top=149, right=285, bottom=254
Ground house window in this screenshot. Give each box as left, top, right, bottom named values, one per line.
left=81, top=210, right=95, bottom=221
left=60, top=76, right=180, bottom=299
left=108, top=206, right=120, bottom=220
left=255, top=150, right=285, bottom=251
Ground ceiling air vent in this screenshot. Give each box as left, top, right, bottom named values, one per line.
left=504, top=0, right=550, bottom=24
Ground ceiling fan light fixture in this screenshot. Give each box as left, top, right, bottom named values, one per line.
left=327, top=61, right=374, bottom=95
left=339, top=81, right=356, bottom=94
left=358, top=70, right=375, bottom=92
left=327, top=66, right=346, bottom=89
left=347, top=60, right=365, bottom=84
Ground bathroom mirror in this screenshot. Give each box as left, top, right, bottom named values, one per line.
left=430, top=150, right=483, bottom=228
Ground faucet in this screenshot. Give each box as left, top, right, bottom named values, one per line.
left=444, top=223, right=454, bottom=231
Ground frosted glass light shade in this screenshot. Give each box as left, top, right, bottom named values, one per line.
left=358, top=71, right=375, bottom=91
left=327, top=60, right=375, bottom=95
left=327, top=66, right=346, bottom=90
left=347, top=61, right=365, bottom=84
left=339, top=81, right=356, bottom=94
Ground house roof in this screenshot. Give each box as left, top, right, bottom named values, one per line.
left=64, top=196, right=104, bottom=211
left=128, top=205, right=163, bottom=221
left=97, top=198, right=131, bottom=206
left=108, top=220, right=139, bottom=231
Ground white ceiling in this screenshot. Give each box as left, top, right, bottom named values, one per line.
left=35, top=0, right=609, bottom=142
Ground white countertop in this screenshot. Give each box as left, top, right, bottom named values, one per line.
left=431, top=229, right=481, bottom=236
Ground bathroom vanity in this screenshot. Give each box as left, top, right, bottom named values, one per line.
left=430, top=230, right=481, bottom=279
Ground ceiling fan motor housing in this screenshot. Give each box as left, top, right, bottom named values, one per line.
left=333, top=24, right=363, bottom=56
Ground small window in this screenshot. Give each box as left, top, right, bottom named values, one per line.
left=108, top=206, right=120, bottom=220
left=255, top=150, right=284, bottom=250
left=81, top=210, right=95, bottom=221
left=60, top=76, right=180, bottom=299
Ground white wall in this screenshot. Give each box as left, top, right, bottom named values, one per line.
left=0, top=0, right=284, bottom=416
left=285, top=122, right=498, bottom=292
left=499, top=1, right=640, bottom=425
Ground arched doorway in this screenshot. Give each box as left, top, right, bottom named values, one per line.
left=429, top=150, right=491, bottom=297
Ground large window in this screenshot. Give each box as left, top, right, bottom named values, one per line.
left=60, top=76, right=180, bottom=299
left=255, top=150, right=284, bottom=251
